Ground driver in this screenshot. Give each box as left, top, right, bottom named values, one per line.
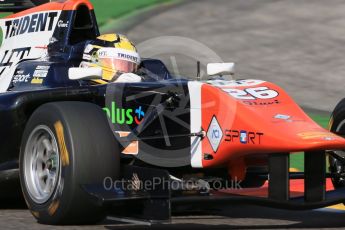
left=80, top=33, right=142, bottom=83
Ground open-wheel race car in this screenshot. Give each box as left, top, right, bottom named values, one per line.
left=1, top=0, right=345, bottom=225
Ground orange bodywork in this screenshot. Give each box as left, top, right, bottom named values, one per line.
left=199, top=80, right=345, bottom=177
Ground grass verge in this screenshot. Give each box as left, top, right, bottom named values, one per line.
left=290, top=113, right=331, bottom=171
left=90, top=0, right=174, bottom=30
left=0, top=0, right=173, bottom=30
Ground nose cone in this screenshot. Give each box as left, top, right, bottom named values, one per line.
left=190, top=80, right=345, bottom=168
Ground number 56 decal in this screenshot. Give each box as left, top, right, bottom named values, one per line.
left=222, top=87, right=279, bottom=100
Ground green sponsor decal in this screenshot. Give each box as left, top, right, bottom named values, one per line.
left=103, top=102, right=145, bottom=125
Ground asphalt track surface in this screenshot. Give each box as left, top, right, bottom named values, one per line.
left=127, top=0, right=345, bottom=113
left=4, top=0, right=345, bottom=229
left=2, top=203, right=345, bottom=230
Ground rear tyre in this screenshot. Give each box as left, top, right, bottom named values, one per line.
left=19, top=102, right=120, bottom=225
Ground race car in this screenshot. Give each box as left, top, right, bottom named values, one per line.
left=1, top=0, right=345, bottom=226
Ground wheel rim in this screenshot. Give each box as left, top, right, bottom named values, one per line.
left=23, top=125, right=60, bottom=204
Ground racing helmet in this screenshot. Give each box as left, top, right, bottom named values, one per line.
left=81, top=34, right=141, bottom=81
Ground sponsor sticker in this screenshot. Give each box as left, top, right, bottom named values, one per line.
left=32, top=65, right=50, bottom=80
left=97, top=48, right=141, bottom=64
left=240, top=131, right=247, bottom=144
left=13, top=73, right=30, bottom=83
left=4, top=12, right=59, bottom=39
left=225, top=130, right=264, bottom=144
left=131, top=173, right=141, bottom=191
left=243, top=100, right=281, bottom=106
left=33, top=70, right=48, bottom=78
left=207, top=116, right=223, bottom=152
left=57, top=20, right=69, bottom=28
left=82, top=54, right=91, bottom=60
left=297, top=131, right=336, bottom=140
left=36, top=65, right=50, bottom=70
left=116, top=131, right=139, bottom=155
left=272, top=114, right=306, bottom=123
left=103, top=102, right=145, bottom=125
left=84, top=44, right=94, bottom=53
left=31, top=78, right=43, bottom=84
left=274, top=114, right=291, bottom=120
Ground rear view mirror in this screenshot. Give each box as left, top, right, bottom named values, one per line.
left=68, top=67, right=103, bottom=80
left=207, top=63, right=235, bottom=76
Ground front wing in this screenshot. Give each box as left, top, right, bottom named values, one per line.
left=82, top=150, right=345, bottom=223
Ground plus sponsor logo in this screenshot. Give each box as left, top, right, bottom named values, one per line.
left=134, top=106, right=145, bottom=124
left=103, top=102, right=145, bottom=125
left=4, top=12, right=59, bottom=39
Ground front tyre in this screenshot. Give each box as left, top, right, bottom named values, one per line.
left=329, top=99, right=345, bottom=188
left=20, top=102, right=120, bottom=225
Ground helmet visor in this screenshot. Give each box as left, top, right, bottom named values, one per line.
left=99, top=58, right=138, bottom=73
left=96, top=48, right=140, bottom=74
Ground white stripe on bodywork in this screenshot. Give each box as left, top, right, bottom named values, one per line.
left=188, top=81, right=203, bottom=168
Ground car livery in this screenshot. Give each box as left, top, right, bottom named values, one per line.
left=0, top=0, right=345, bottom=226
